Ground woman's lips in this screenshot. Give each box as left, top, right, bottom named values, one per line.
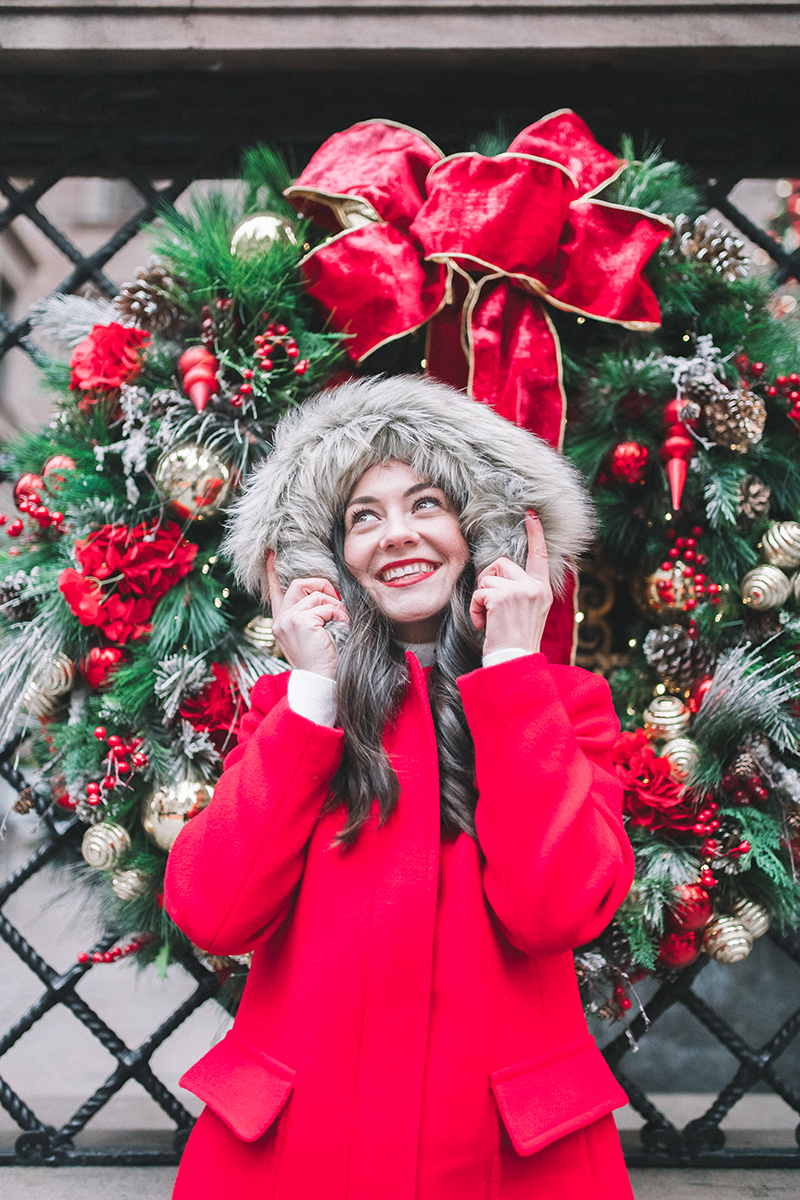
left=377, top=560, right=441, bottom=587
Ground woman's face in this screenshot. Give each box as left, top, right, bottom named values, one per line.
left=343, top=461, right=470, bottom=642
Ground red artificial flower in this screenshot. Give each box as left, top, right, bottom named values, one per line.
left=58, top=520, right=197, bottom=644
left=612, top=728, right=700, bottom=833
left=69, top=323, right=150, bottom=394
left=179, top=663, right=243, bottom=756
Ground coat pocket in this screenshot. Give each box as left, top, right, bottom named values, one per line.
left=490, top=1034, right=628, bottom=1156
left=179, top=1029, right=295, bottom=1142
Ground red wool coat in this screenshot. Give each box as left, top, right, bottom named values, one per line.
left=165, top=652, right=635, bottom=1200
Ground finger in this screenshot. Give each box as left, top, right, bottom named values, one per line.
left=282, top=577, right=341, bottom=608
left=266, top=551, right=285, bottom=617
left=524, top=511, right=550, bottom=582
left=469, top=589, right=488, bottom=631
left=285, top=591, right=349, bottom=618
left=477, top=557, right=528, bottom=587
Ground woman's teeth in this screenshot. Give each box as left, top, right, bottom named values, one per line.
left=380, top=562, right=437, bottom=582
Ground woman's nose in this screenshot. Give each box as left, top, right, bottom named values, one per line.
left=379, top=510, right=419, bottom=549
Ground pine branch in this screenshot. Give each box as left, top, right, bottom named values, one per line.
left=692, top=643, right=800, bottom=760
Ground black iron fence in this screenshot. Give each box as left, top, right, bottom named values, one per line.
left=0, top=142, right=799, bottom=1168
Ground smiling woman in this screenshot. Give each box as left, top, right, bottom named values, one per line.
left=164, top=375, right=636, bottom=1200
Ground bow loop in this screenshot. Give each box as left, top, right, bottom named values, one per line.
left=412, top=154, right=577, bottom=288
left=285, top=119, right=442, bottom=236
left=508, top=109, right=622, bottom=198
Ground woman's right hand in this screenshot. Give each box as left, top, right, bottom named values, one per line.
left=266, top=551, right=349, bottom=680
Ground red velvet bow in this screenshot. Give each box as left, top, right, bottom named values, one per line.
left=286, top=110, right=672, bottom=449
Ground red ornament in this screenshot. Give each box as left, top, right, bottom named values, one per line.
left=42, top=455, right=75, bottom=491
left=658, top=929, right=701, bottom=968
left=14, top=473, right=43, bottom=508
left=665, top=884, right=714, bottom=932
left=80, top=646, right=125, bottom=690
left=610, top=441, right=650, bottom=484
left=659, top=424, right=695, bottom=511
left=688, top=675, right=713, bottom=714
left=178, top=346, right=219, bottom=413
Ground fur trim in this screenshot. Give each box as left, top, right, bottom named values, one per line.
left=223, top=375, right=594, bottom=600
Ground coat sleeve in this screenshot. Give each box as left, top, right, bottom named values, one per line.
left=458, top=653, right=633, bottom=957
left=164, top=673, right=344, bottom=957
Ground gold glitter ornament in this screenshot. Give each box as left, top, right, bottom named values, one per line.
left=243, top=615, right=278, bottom=653
left=643, top=695, right=691, bottom=743
left=643, top=562, right=696, bottom=616
left=741, top=565, right=791, bottom=610
left=702, top=916, right=753, bottom=963
left=730, top=898, right=771, bottom=939
left=141, top=780, right=214, bottom=853
left=662, top=736, right=700, bottom=780
left=230, top=212, right=297, bottom=257
left=155, top=441, right=234, bottom=522
left=110, top=868, right=152, bottom=902
left=81, top=822, right=131, bottom=871
left=704, top=386, right=767, bottom=452
left=22, top=653, right=75, bottom=719
left=761, top=521, right=800, bottom=569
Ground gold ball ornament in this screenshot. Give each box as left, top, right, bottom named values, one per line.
left=741, top=565, right=791, bottom=610
left=155, top=441, right=234, bottom=522
left=643, top=695, right=691, bottom=743
left=81, top=822, right=131, bottom=871
left=230, top=212, right=297, bottom=257
left=730, top=898, right=771, bottom=939
left=110, top=868, right=152, bottom=902
left=662, top=736, right=700, bottom=780
left=761, top=521, right=800, bottom=569
left=643, top=561, right=696, bottom=615
left=243, top=615, right=278, bottom=653
left=141, top=780, right=214, bottom=853
left=22, top=653, right=75, bottom=719
left=702, top=916, right=753, bottom=964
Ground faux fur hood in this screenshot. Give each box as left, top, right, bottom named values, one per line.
left=224, top=375, right=594, bottom=599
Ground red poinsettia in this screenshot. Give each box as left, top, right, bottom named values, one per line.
left=179, top=663, right=243, bottom=756
left=612, top=728, right=700, bottom=833
left=59, top=520, right=197, bottom=644
left=69, top=323, right=150, bottom=395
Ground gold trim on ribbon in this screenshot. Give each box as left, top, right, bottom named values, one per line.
left=426, top=151, right=578, bottom=191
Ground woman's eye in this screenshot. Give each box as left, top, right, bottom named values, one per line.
left=349, top=508, right=375, bottom=526
left=414, top=495, right=440, bottom=511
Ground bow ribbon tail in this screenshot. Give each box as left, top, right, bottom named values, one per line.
left=465, top=278, right=566, bottom=451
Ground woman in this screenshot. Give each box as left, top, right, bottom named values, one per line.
left=165, top=375, right=635, bottom=1200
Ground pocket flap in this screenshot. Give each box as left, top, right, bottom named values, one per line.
left=490, top=1035, right=628, bottom=1156
left=180, top=1030, right=295, bottom=1142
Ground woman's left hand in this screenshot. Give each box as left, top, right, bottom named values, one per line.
left=469, top=511, right=553, bottom=656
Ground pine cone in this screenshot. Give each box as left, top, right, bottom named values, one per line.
left=115, top=257, right=189, bottom=336
left=730, top=751, right=757, bottom=778
left=684, top=373, right=728, bottom=407
left=597, top=922, right=632, bottom=969
left=669, top=214, right=749, bottom=282
left=643, top=624, right=716, bottom=688
left=704, top=386, right=767, bottom=450
left=737, top=474, right=771, bottom=523
left=785, top=804, right=800, bottom=833
left=13, top=788, right=34, bottom=815
left=0, top=578, right=36, bottom=622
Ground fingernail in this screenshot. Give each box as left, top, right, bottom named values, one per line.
left=527, top=508, right=538, bottom=520
left=333, top=588, right=341, bottom=600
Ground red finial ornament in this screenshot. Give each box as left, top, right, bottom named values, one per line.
left=179, top=346, right=219, bottom=413
left=660, top=398, right=697, bottom=510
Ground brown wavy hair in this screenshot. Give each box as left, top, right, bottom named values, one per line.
left=327, top=517, right=483, bottom=845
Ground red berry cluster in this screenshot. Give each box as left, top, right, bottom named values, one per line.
left=79, top=726, right=149, bottom=808
left=230, top=313, right=309, bottom=407
left=719, top=769, right=768, bottom=807
left=691, top=798, right=720, bottom=839
left=2, top=473, right=65, bottom=540
left=657, top=525, right=721, bottom=612
left=700, top=835, right=751, bottom=867
left=77, top=933, right=152, bottom=965
left=736, top=352, right=800, bottom=426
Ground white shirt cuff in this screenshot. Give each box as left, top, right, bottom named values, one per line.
left=481, top=647, right=530, bottom=669
left=287, top=669, right=337, bottom=727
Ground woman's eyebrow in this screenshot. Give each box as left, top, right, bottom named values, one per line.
left=346, top=482, right=436, bottom=507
